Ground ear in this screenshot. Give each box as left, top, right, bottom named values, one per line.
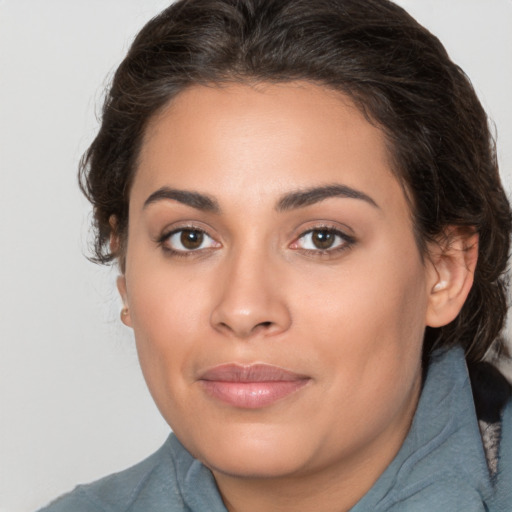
left=117, top=274, right=132, bottom=327
left=425, top=227, right=478, bottom=328
left=111, top=215, right=132, bottom=327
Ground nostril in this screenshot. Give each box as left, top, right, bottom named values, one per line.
left=217, top=320, right=273, bottom=336
left=255, top=321, right=272, bottom=330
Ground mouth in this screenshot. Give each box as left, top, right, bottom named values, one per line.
left=198, top=364, right=311, bottom=409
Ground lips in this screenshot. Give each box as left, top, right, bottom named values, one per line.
left=198, top=364, right=310, bottom=409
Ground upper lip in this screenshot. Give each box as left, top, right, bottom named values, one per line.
left=199, top=364, right=309, bottom=382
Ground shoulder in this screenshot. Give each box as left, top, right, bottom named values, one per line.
left=491, top=397, right=512, bottom=511
left=386, top=479, right=489, bottom=512
left=351, top=348, right=493, bottom=511
left=36, top=436, right=188, bottom=512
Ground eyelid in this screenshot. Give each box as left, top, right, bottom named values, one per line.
left=155, top=221, right=354, bottom=258
left=289, top=224, right=355, bottom=254
left=157, top=224, right=221, bottom=256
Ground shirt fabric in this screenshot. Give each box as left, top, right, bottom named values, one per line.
left=38, top=346, right=511, bottom=511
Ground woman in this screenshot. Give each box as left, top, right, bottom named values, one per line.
left=39, top=0, right=512, bottom=510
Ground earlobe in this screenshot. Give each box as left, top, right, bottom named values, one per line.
left=117, top=275, right=132, bottom=327
left=425, top=228, right=478, bottom=328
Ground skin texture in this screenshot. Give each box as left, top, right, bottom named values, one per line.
left=117, top=82, right=477, bottom=512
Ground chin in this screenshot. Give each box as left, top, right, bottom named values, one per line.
left=205, top=451, right=309, bottom=480
left=183, top=423, right=315, bottom=479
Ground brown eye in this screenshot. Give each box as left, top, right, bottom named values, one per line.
left=180, top=229, right=204, bottom=250
left=162, top=228, right=220, bottom=254
left=293, top=227, right=352, bottom=253
left=311, top=229, right=336, bottom=249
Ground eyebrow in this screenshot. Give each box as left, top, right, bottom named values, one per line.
left=143, top=187, right=220, bottom=213
left=143, top=183, right=378, bottom=214
left=276, top=184, right=379, bottom=211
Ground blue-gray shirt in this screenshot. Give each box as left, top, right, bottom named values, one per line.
left=38, top=347, right=512, bottom=511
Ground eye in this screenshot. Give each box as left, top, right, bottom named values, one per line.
left=292, top=227, right=354, bottom=253
left=161, top=228, right=220, bottom=254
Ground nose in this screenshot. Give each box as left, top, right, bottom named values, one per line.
left=210, top=250, right=292, bottom=339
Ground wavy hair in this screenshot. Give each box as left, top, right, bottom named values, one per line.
left=79, top=0, right=511, bottom=364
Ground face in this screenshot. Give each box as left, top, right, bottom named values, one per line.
left=119, top=82, right=439, bottom=485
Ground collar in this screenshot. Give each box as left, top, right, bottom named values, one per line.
left=351, top=346, right=492, bottom=510
left=168, top=346, right=492, bottom=511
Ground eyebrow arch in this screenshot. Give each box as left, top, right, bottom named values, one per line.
left=276, top=184, right=379, bottom=211
left=143, top=187, right=220, bottom=213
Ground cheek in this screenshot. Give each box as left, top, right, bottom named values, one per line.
left=126, top=273, right=211, bottom=436
left=296, top=250, right=428, bottom=394
left=128, top=256, right=209, bottom=332
left=298, top=249, right=428, bottom=341
left=125, top=265, right=208, bottom=390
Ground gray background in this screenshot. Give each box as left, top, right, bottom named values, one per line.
left=1, top=1, right=511, bottom=510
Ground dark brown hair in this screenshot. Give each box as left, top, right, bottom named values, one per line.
left=80, top=0, right=511, bottom=364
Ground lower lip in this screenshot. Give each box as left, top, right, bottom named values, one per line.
left=200, top=380, right=309, bottom=409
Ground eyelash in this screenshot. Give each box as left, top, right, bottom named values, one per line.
left=157, top=225, right=355, bottom=259
left=291, top=226, right=355, bottom=257
left=157, top=225, right=219, bottom=258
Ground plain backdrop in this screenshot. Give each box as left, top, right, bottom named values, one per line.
left=0, top=1, right=511, bottom=511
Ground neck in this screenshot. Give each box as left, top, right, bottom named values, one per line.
left=214, top=460, right=369, bottom=512
left=212, top=395, right=418, bottom=512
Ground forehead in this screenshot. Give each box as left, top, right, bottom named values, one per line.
left=133, top=82, right=407, bottom=217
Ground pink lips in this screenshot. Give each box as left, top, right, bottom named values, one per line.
left=199, top=364, right=310, bottom=409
